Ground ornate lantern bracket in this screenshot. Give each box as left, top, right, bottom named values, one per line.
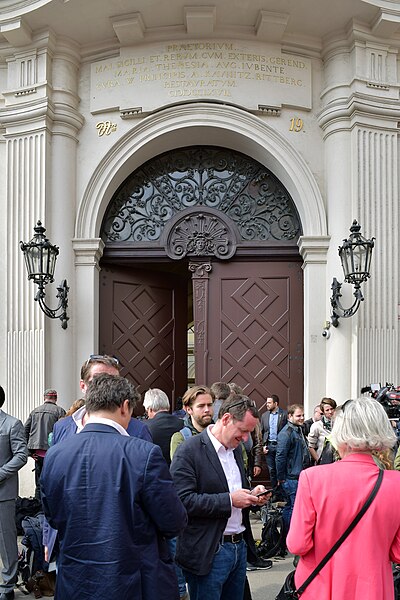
left=330, top=220, right=374, bottom=327
left=20, top=221, right=69, bottom=329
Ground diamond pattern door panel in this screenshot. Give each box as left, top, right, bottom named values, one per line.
left=99, top=265, right=187, bottom=403
left=206, top=261, right=303, bottom=408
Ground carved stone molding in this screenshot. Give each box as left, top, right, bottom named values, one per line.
left=166, top=212, right=236, bottom=260
left=188, top=261, right=212, bottom=278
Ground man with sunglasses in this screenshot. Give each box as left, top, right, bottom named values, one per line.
left=52, top=355, right=151, bottom=444
left=170, top=395, right=270, bottom=600
left=41, top=374, right=187, bottom=600
left=44, top=355, right=151, bottom=566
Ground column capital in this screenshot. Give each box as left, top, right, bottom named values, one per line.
left=72, top=238, right=104, bottom=269
left=298, top=236, right=331, bottom=264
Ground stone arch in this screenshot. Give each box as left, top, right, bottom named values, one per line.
left=75, top=102, right=326, bottom=240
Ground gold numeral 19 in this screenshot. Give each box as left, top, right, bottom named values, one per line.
left=289, top=117, right=303, bottom=132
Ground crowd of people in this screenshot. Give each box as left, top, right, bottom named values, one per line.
left=0, top=356, right=400, bottom=600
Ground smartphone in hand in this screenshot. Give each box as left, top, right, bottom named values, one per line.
left=255, top=488, right=273, bottom=497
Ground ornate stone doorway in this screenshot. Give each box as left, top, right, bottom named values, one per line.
left=99, top=146, right=303, bottom=409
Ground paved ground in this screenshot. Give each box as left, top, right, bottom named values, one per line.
left=247, top=511, right=293, bottom=600
left=12, top=511, right=292, bottom=599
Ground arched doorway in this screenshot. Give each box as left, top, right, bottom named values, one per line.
left=99, top=146, right=303, bottom=409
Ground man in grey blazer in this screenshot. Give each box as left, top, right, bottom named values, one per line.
left=0, top=386, right=28, bottom=600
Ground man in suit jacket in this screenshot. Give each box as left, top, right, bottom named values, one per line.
left=0, top=386, right=28, bottom=600
left=143, top=388, right=183, bottom=465
left=170, top=394, right=270, bottom=600
left=260, top=395, right=287, bottom=491
left=41, top=374, right=187, bottom=600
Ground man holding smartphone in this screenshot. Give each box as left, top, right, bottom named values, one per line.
left=171, top=395, right=271, bottom=600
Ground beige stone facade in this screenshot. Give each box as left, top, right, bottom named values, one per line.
left=0, top=0, right=399, bottom=436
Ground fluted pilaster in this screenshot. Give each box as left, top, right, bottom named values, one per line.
left=355, top=128, right=399, bottom=386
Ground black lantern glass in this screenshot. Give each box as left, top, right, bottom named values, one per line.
left=20, top=221, right=69, bottom=329
left=330, top=221, right=374, bottom=327
left=21, top=222, right=59, bottom=285
left=339, top=221, right=374, bottom=287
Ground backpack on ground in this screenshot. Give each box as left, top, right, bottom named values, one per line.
left=258, top=506, right=286, bottom=559
left=15, top=497, right=42, bottom=535
left=17, top=514, right=56, bottom=598
left=21, top=514, right=45, bottom=575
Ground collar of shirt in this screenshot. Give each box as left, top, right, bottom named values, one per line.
left=86, top=415, right=129, bottom=436
left=72, top=405, right=87, bottom=433
left=207, top=425, right=245, bottom=535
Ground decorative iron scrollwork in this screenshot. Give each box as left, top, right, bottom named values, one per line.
left=101, top=146, right=301, bottom=245
left=166, top=212, right=236, bottom=260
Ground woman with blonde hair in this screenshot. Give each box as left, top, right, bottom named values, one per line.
left=287, top=397, right=400, bottom=600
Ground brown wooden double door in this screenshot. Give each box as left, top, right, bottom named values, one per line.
left=99, top=259, right=303, bottom=410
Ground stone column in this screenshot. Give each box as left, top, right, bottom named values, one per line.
left=319, top=30, right=399, bottom=398
left=298, top=236, right=330, bottom=414
left=188, top=260, right=212, bottom=385
left=72, top=239, right=104, bottom=395
left=0, top=33, right=83, bottom=415
left=47, top=39, right=83, bottom=406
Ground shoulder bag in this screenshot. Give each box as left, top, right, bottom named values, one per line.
left=275, top=468, right=383, bottom=599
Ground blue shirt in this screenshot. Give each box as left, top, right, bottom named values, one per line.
left=269, top=411, right=279, bottom=442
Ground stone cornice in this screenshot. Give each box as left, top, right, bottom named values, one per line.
left=0, top=94, right=84, bottom=138
left=318, top=91, right=400, bottom=135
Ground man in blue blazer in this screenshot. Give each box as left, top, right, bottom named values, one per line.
left=41, top=374, right=187, bottom=600
left=0, top=386, right=28, bottom=600
left=52, top=354, right=152, bottom=444
left=170, top=395, right=270, bottom=600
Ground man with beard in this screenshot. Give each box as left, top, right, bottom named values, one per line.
left=170, top=385, right=215, bottom=459
left=276, top=404, right=311, bottom=533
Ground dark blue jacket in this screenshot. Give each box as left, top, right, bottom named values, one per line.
left=276, top=422, right=311, bottom=481
left=42, top=423, right=187, bottom=600
left=52, top=413, right=152, bottom=444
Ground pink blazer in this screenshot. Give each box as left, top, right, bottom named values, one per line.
left=287, top=454, right=400, bottom=600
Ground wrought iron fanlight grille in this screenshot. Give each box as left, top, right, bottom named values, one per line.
left=101, top=146, right=301, bottom=245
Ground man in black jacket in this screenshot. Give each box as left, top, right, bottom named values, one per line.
left=170, top=395, right=270, bottom=600
left=24, top=389, right=65, bottom=500
left=143, top=388, right=183, bottom=465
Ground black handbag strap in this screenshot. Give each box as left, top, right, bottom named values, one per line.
left=296, top=468, right=383, bottom=595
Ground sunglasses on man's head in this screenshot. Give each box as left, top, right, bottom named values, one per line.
left=85, top=354, right=120, bottom=368
left=226, top=397, right=257, bottom=412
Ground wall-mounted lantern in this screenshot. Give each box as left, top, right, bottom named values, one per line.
left=20, top=221, right=69, bottom=329
left=330, top=220, right=374, bottom=327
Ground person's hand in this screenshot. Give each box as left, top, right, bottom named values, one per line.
left=263, top=445, right=268, bottom=454
left=250, top=485, right=272, bottom=506
left=253, top=466, right=262, bottom=478
left=231, top=489, right=260, bottom=508
left=44, top=546, right=49, bottom=562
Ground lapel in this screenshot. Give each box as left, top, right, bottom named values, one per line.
left=199, top=429, right=248, bottom=490
left=0, top=411, right=8, bottom=432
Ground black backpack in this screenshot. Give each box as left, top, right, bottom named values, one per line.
left=393, top=564, right=400, bottom=600
left=258, top=507, right=285, bottom=559
left=15, top=497, right=42, bottom=535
